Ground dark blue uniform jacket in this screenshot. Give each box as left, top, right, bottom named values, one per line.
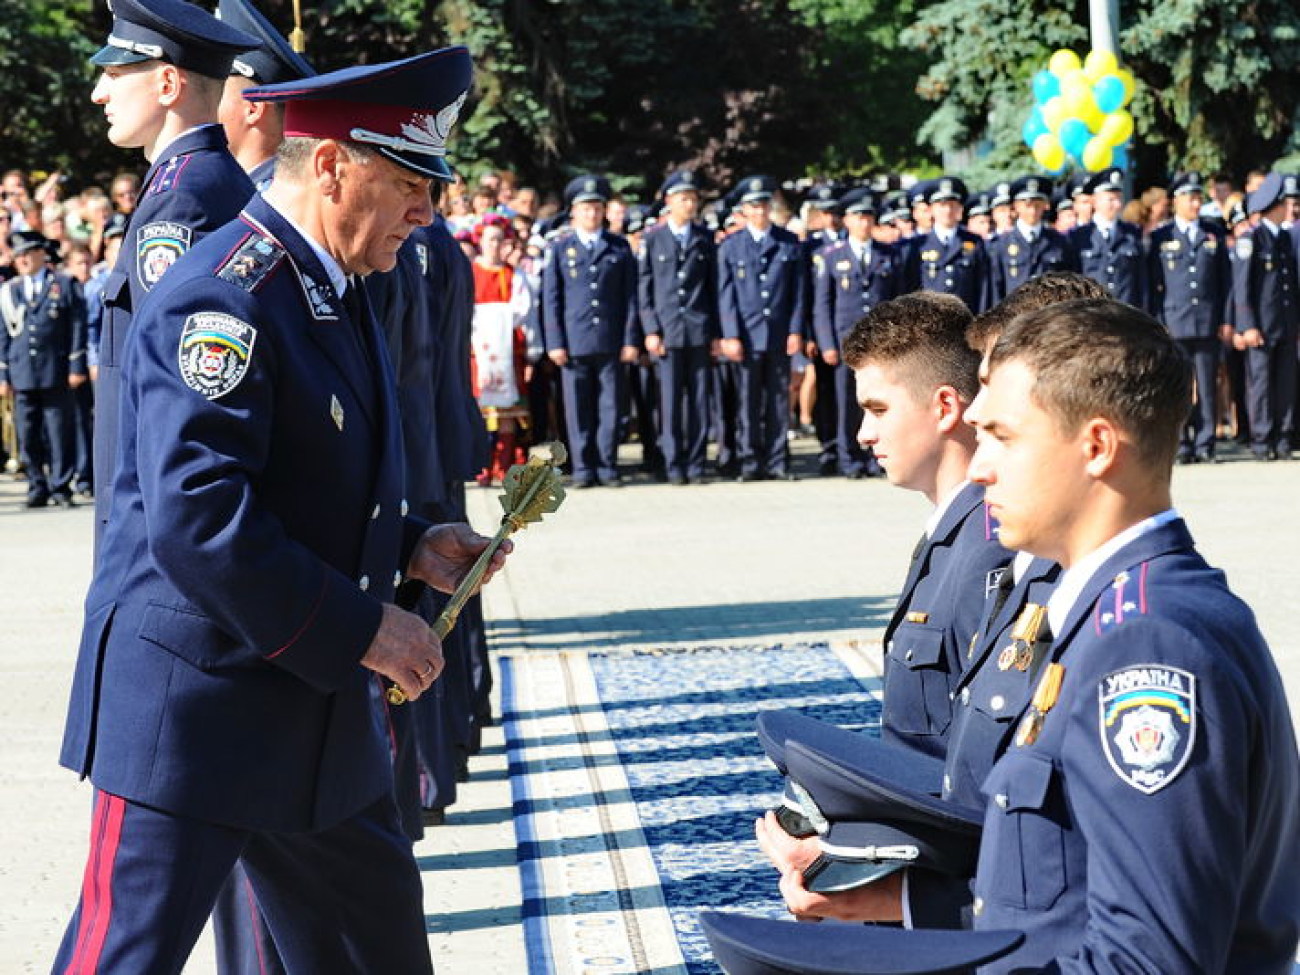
left=974, top=519, right=1300, bottom=973
left=61, top=195, right=426, bottom=832
left=637, top=221, right=718, bottom=348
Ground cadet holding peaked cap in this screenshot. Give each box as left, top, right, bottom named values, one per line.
left=52, top=46, right=507, bottom=974
left=699, top=911, right=1024, bottom=975
left=782, top=736, right=981, bottom=894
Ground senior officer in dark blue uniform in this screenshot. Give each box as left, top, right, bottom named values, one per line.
left=985, top=175, right=1078, bottom=305
left=965, top=299, right=1300, bottom=973
left=1149, top=171, right=1231, bottom=463
left=216, top=0, right=316, bottom=191
left=906, top=176, right=988, bottom=312
left=638, top=169, right=717, bottom=484
left=812, top=188, right=901, bottom=477
left=0, top=231, right=88, bottom=507
left=1069, top=167, right=1147, bottom=307
left=717, top=175, right=807, bottom=480
left=543, top=174, right=639, bottom=487
left=52, top=48, right=508, bottom=975
left=88, top=0, right=258, bottom=544
left=1233, top=171, right=1298, bottom=460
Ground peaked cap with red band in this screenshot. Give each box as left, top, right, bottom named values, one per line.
left=243, top=47, right=472, bottom=181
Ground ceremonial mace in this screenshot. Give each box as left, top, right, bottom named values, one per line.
left=387, top=442, right=568, bottom=705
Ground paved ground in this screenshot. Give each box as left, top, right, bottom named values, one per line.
left=2, top=441, right=1297, bottom=972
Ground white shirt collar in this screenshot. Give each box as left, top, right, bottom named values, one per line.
left=1175, top=218, right=1197, bottom=235
left=576, top=228, right=601, bottom=249
left=1094, top=220, right=1115, bottom=234
left=748, top=226, right=770, bottom=245
left=1010, top=549, right=1036, bottom=584
left=150, top=123, right=216, bottom=167
left=667, top=219, right=690, bottom=238
left=1261, top=217, right=1280, bottom=235
left=924, top=479, right=970, bottom=539
left=1015, top=219, right=1040, bottom=240
left=263, top=196, right=347, bottom=299
left=1045, top=508, right=1180, bottom=637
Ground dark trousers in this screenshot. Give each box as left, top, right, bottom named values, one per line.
left=55, top=790, right=431, bottom=975
left=624, top=359, right=662, bottom=470
left=560, top=354, right=622, bottom=481
left=15, top=385, right=73, bottom=499
left=1178, top=338, right=1220, bottom=455
left=812, top=355, right=838, bottom=469
left=659, top=345, right=711, bottom=478
left=711, top=359, right=741, bottom=472
left=831, top=360, right=869, bottom=475
left=1244, top=336, right=1297, bottom=452
left=737, top=351, right=790, bottom=476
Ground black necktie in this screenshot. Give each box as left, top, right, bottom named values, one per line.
left=341, top=278, right=375, bottom=370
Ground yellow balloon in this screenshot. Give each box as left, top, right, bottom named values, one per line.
left=1115, top=68, right=1137, bottom=106
left=1082, top=137, right=1114, bottom=171
left=1079, top=99, right=1106, bottom=132
left=1099, top=109, right=1135, bottom=146
left=1033, top=133, right=1066, bottom=171
left=1083, top=49, right=1119, bottom=82
left=1049, top=49, right=1083, bottom=78
left=1041, top=95, right=1068, bottom=132
left=1060, top=70, right=1091, bottom=102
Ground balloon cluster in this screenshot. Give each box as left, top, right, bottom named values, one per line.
left=1022, top=49, right=1135, bottom=174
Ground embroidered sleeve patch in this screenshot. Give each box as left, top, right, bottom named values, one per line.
left=1098, top=664, right=1196, bottom=794
left=178, top=312, right=257, bottom=400
left=1235, top=236, right=1253, bottom=260
left=138, top=221, right=193, bottom=290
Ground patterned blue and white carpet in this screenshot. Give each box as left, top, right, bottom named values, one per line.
left=501, top=642, right=882, bottom=975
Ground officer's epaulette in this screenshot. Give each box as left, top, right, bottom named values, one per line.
left=216, top=232, right=286, bottom=293
left=149, top=155, right=193, bottom=197
left=1093, top=561, right=1150, bottom=635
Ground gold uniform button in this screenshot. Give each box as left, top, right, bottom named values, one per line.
left=990, top=694, right=1006, bottom=710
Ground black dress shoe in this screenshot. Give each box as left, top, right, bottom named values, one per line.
left=51, top=492, right=75, bottom=507
left=1194, top=450, right=1217, bottom=464
left=737, top=470, right=762, bottom=482
left=25, top=494, right=49, bottom=509
left=845, top=468, right=867, bottom=479
left=573, top=477, right=598, bottom=489
left=599, top=475, right=624, bottom=488
left=421, top=807, right=447, bottom=827
left=818, top=459, right=838, bottom=478
left=667, top=472, right=687, bottom=486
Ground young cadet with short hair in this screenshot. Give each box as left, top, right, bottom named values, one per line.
left=731, top=298, right=1300, bottom=975
left=962, top=298, right=1300, bottom=971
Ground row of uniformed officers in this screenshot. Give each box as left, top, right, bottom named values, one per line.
left=533, top=165, right=1297, bottom=487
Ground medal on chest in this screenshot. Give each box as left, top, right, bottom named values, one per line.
left=1015, top=662, right=1064, bottom=747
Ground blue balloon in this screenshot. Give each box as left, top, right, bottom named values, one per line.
left=1022, top=108, right=1049, bottom=147
left=1110, top=144, right=1129, bottom=169
left=1094, top=75, right=1126, bottom=114
left=1059, top=118, right=1091, bottom=161
left=1032, top=69, right=1061, bottom=105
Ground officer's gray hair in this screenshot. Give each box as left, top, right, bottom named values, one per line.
left=276, top=138, right=378, bottom=180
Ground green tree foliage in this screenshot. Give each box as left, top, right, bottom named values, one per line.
left=0, top=0, right=135, bottom=186
left=904, top=0, right=1300, bottom=185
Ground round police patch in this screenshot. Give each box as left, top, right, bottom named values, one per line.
left=178, top=312, right=257, bottom=400
left=137, top=221, right=193, bottom=290
left=1098, top=664, right=1196, bottom=794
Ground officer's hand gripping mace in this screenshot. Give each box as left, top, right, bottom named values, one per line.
left=386, top=442, right=568, bottom=705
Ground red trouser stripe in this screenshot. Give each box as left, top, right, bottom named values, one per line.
left=64, top=791, right=126, bottom=974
